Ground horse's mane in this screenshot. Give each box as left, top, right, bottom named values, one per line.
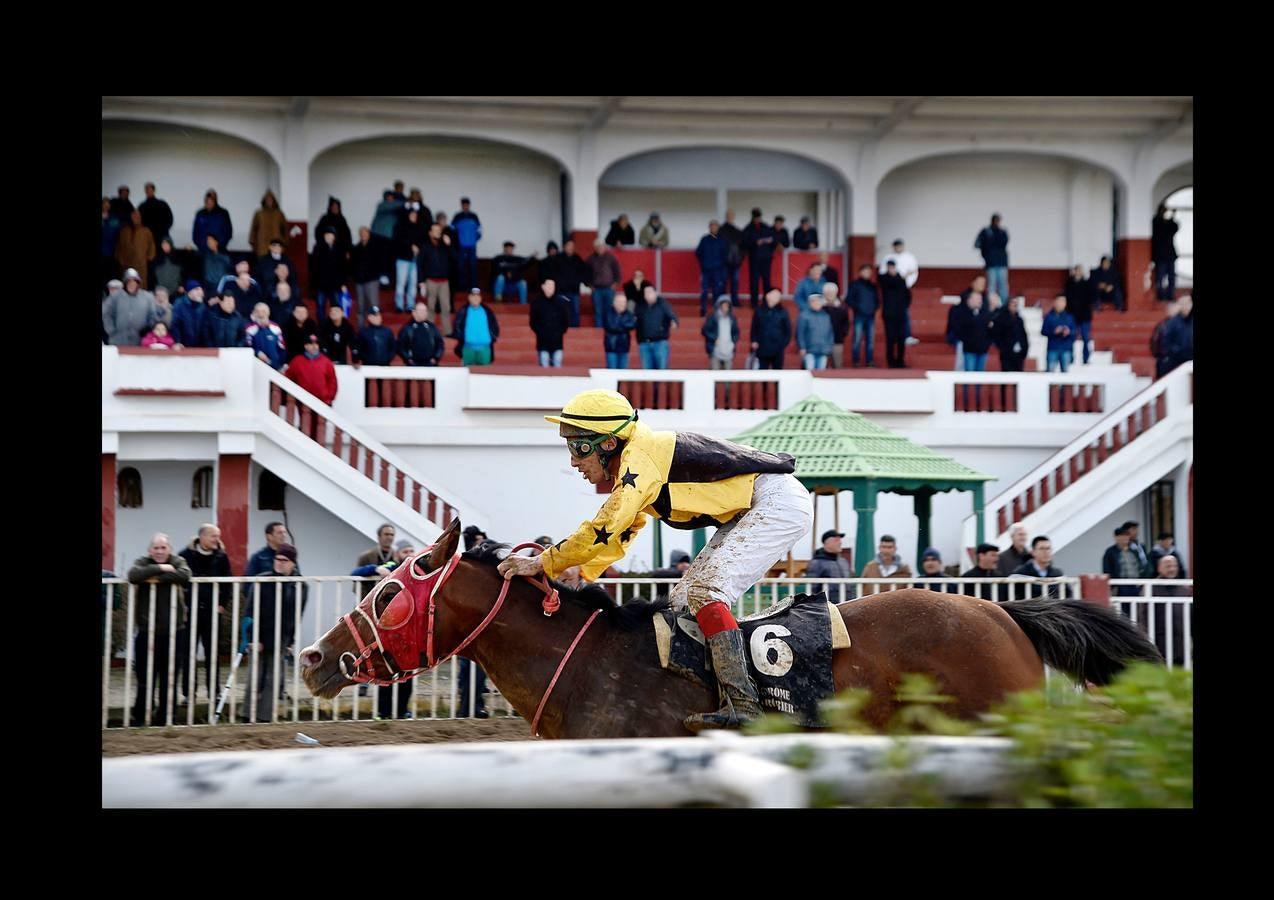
left=463, top=541, right=670, bottom=630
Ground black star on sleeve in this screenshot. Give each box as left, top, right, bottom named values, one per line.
left=620, top=468, right=638, bottom=489
left=620, top=528, right=635, bottom=544
left=592, top=525, right=613, bottom=546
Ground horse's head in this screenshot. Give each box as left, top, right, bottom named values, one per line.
left=300, top=518, right=479, bottom=699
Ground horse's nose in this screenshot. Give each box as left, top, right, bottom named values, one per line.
left=300, top=646, right=323, bottom=668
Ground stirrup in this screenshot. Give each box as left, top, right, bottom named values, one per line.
left=683, top=693, right=763, bottom=732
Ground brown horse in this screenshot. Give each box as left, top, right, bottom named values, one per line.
left=299, top=519, right=1162, bottom=738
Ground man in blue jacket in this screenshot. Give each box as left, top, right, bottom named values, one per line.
left=1041, top=294, right=1078, bottom=372
left=192, top=189, right=233, bottom=253
left=974, top=213, right=1010, bottom=303
left=171, top=281, right=207, bottom=348
left=452, top=197, right=482, bottom=292
left=797, top=293, right=834, bottom=370
left=358, top=306, right=396, bottom=366
left=695, top=220, right=728, bottom=315
left=741, top=208, right=778, bottom=308
left=846, top=264, right=879, bottom=368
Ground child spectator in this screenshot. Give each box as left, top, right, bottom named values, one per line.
left=141, top=321, right=175, bottom=350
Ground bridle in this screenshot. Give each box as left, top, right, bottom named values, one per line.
left=336, top=541, right=599, bottom=737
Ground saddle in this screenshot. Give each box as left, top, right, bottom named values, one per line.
left=651, top=591, right=850, bottom=727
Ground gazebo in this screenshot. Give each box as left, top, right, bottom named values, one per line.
left=732, top=394, right=994, bottom=572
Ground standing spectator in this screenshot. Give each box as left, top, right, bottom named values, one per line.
left=1151, top=554, right=1191, bottom=665
left=245, top=543, right=307, bottom=723
left=257, top=238, right=299, bottom=295
left=287, top=333, right=339, bottom=407
left=860, top=535, right=913, bottom=596
left=807, top=529, right=853, bottom=599
left=115, top=209, right=157, bottom=288
left=916, top=548, right=959, bottom=595
left=695, top=220, right=728, bottom=315
left=719, top=209, right=745, bottom=303
left=1042, top=294, right=1078, bottom=372
left=316, top=196, right=352, bottom=258
left=879, top=260, right=911, bottom=369
left=823, top=283, right=850, bottom=369
left=310, top=226, right=347, bottom=317
left=1061, top=264, right=1094, bottom=364
left=797, top=291, right=834, bottom=370
left=435, top=211, right=459, bottom=299
left=750, top=289, right=791, bottom=370
left=1150, top=299, right=1180, bottom=378
left=248, top=190, right=287, bottom=257
left=948, top=274, right=986, bottom=371
left=702, top=297, right=739, bottom=370
left=391, top=180, right=406, bottom=203
left=218, top=258, right=258, bottom=295
left=1090, top=255, right=1124, bottom=312
left=149, top=286, right=173, bottom=330
left=227, top=264, right=265, bottom=318
left=1152, top=203, right=1179, bottom=300
left=371, top=189, right=403, bottom=243
left=604, top=213, right=635, bottom=247
left=354, top=523, right=397, bottom=600
left=537, top=242, right=568, bottom=320
left=818, top=251, right=839, bottom=287
left=452, top=288, right=500, bottom=366
left=201, top=292, right=247, bottom=348
left=960, top=543, right=1002, bottom=602
left=405, top=190, right=433, bottom=225
left=392, top=207, right=428, bottom=312
left=200, top=234, right=231, bottom=296
left=269, top=280, right=299, bottom=331
left=350, top=227, right=382, bottom=324
left=170, top=281, right=207, bottom=349
left=102, top=196, right=124, bottom=284
left=585, top=241, right=622, bottom=327
left=141, top=321, right=175, bottom=350
left=881, top=239, right=921, bottom=348
left=1012, top=536, right=1064, bottom=600
left=1121, top=520, right=1152, bottom=572
left=741, top=207, right=777, bottom=308
left=245, top=522, right=299, bottom=577
left=1148, top=532, right=1187, bottom=579
left=846, top=264, right=879, bottom=368
left=110, top=184, right=135, bottom=223
left=622, top=266, right=650, bottom=312
left=102, top=268, right=155, bottom=347
left=793, top=216, right=818, bottom=250
left=178, top=523, right=232, bottom=717
left=603, top=293, right=636, bottom=369
left=127, top=533, right=192, bottom=725
left=152, top=236, right=183, bottom=297
left=358, top=306, right=396, bottom=366
left=1102, top=526, right=1149, bottom=596
left=635, top=283, right=678, bottom=370
left=974, top=213, right=1010, bottom=302
left=281, top=302, right=312, bottom=364
left=419, top=222, right=455, bottom=324
left=398, top=300, right=447, bottom=367
left=452, top=197, right=482, bottom=292
left=492, top=241, right=535, bottom=305
left=530, top=278, right=570, bottom=368
left=1162, top=295, right=1194, bottom=374
left=793, top=262, right=826, bottom=313
left=557, top=239, right=589, bottom=327
left=320, top=304, right=358, bottom=365
left=772, top=215, right=790, bottom=249
left=991, top=296, right=1029, bottom=371
left=138, top=183, right=174, bottom=247
left=955, top=292, right=993, bottom=372
left=245, top=302, right=287, bottom=369
left=996, top=522, right=1032, bottom=576
left=192, top=189, right=233, bottom=253
left=639, top=212, right=670, bottom=248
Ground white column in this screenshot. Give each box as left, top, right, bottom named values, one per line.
left=572, top=132, right=600, bottom=233
left=279, top=113, right=310, bottom=228
left=1173, top=454, right=1192, bottom=571
left=716, top=187, right=728, bottom=220
left=849, top=180, right=876, bottom=238
left=1066, top=166, right=1089, bottom=267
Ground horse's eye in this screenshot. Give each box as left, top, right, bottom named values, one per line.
left=375, top=583, right=412, bottom=628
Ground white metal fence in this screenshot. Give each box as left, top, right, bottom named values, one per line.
left=100, top=575, right=1193, bottom=730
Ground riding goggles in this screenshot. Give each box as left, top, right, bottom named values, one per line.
left=565, top=412, right=637, bottom=458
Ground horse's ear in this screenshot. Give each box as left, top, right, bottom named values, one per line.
left=425, top=518, right=461, bottom=571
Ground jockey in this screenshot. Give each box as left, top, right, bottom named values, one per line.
left=496, top=388, right=813, bottom=730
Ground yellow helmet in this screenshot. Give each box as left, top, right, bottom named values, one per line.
left=544, top=389, right=638, bottom=440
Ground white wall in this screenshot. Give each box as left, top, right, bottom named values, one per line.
left=877, top=154, right=1114, bottom=269
left=102, top=121, right=280, bottom=251
left=113, top=461, right=218, bottom=575
left=309, top=137, right=563, bottom=257
left=599, top=189, right=716, bottom=251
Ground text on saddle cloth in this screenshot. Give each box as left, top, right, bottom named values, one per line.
left=651, top=592, right=850, bottom=727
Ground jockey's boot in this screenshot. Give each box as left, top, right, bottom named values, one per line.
left=684, top=629, right=763, bottom=732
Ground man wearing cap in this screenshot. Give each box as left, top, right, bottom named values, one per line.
left=741, top=208, right=777, bottom=309
left=807, top=529, right=854, bottom=601
left=170, top=281, right=207, bottom=349
left=358, top=306, right=396, bottom=366
left=793, top=216, right=819, bottom=251
left=639, top=212, right=670, bottom=249
left=102, top=268, right=157, bottom=346
left=286, top=332, right=338, bottom=409
left=245, top=542, right=307, bottom=723
left=916, top=548, right=959, bottom=594
left=961, top=543, right=1002, bottom=602
left=452, top=197, right=482, bottom=292
left=496, top=389, right=811, bottom=731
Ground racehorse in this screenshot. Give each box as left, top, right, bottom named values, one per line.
left=299, top=519, right=1162, bottom=738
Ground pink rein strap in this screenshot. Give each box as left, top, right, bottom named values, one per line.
left=530, top=608, right=601, bottom=738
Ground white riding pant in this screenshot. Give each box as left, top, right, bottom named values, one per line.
left=669, top=473, right=813, bottom=615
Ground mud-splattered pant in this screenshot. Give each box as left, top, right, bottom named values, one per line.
left=669, top=473, right=813, bottom=615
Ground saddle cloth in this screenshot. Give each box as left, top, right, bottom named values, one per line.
left=651, top=592, right=850, bottom=727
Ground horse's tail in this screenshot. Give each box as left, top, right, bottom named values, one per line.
left=999, top=597, right=1163, bottom=686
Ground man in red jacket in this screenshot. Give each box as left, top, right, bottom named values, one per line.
left=286, top=334, right=338, bottom=440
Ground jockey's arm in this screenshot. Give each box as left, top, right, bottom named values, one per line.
left=578, top=512, right=646, bottom=582
left=539, top=472, right=657, bottom=581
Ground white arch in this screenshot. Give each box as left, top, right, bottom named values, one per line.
left=874, top=142, right=1130, bottom=195
left=101, top=112, right=284, bottom=173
